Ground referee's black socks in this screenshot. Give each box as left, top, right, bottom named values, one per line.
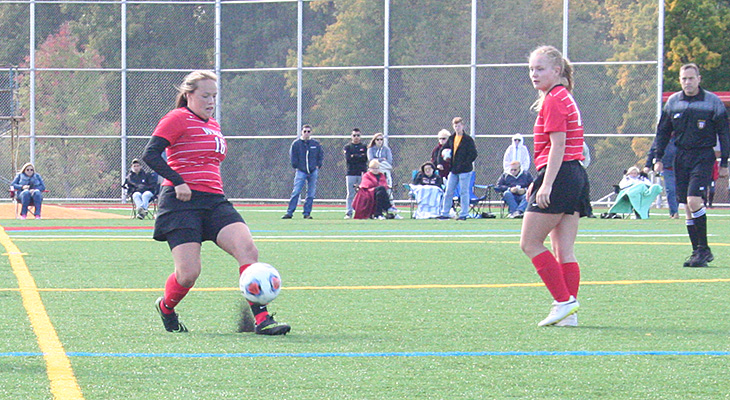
left=690, top=207, right=708, bottom=248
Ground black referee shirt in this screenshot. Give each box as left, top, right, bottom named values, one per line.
left=655, top=88, right=729, bottom=168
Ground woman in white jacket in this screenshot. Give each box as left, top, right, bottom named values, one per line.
left=502, top=133, right=531, bottom=173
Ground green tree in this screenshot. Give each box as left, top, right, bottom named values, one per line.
left=664, top=0, right=730, bottom=92
left=18, top=23, right=119, bottom=198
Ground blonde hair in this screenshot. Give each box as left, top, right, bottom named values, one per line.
left=452, top=117, right=463, bottom=125
left=368, top=159, right=381, bottom=169
left=19, top=162, right=34, bottom=174
left=529, top=45, right=574, bottom=112
left=175, top=70, right=218, bottom=109
left=437, top=129, right=450, bottom=139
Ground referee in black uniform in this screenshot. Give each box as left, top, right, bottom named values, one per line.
left=653, top=63, right=729, bottom=268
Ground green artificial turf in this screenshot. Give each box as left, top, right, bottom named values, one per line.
left=1, top=207, right=730, bottom=399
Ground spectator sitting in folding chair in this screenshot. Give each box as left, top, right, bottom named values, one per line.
left=125, top=158, right=158, bottom=219
left=607, top=166, right=662, bottom=219
left=11, top=162, right=46, bottom=220
left=409, top=161, right=444, bottom=219
left=495, top=160, right=533, bottom=218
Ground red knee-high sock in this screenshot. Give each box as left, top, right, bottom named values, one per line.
left=240, top=263, right=269, bottom=325
left=561, top=262, right=581, bottom=299
left=161, top=273, right=192, bottom=314
left=531, top=250, right=571, bottom=302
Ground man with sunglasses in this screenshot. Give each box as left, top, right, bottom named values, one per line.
left=343, top=128, right=368, bottom=219
left=283, top=124, right=324, bottom=219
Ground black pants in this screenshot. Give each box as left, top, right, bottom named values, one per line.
left=373, top=186, right=392, bottom=217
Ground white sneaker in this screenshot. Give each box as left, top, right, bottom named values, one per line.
left=393, top=214, right=403, bottom=220
left=537, top=296, right=579, bottom=326
left=555, top=313, right=578, bottom=327
left=344, top=215, right=351, bottom=219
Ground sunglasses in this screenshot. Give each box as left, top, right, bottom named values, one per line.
left=303, top=130, right=311, bottom=133
left=375, top=138, right=383, bottom=141
left=26, top=168, right=34, bottom=171
left=438, top=137, right=447, bottom=141
left=352, top=134, right=361, bottom=137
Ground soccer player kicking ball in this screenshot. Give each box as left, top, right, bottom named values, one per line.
left=142, top=70, right=290, bottom=335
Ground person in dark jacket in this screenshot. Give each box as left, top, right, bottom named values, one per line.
left=438, top=117, right=478, bottom=220
left=125, top=159, right=158, bottom=219
left=495, top=161, right=533, bottom=218
left=11, top=162, right=46, bottom=219
left=431, top=129, right=452, bottom=180
left=645, top=135, right=679, bottom=218
left=343, top=128, right=368, bottom=219
left=283, top=124, right=324, bottom=219
left=413, top=161, right=443, bottom=187
left=652, top=63, right=729, bottom=268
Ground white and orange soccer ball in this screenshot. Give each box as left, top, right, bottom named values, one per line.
left=239, top=262, right=282, bottom=305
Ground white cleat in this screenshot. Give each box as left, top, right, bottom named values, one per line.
left=538, top=296, right=579, bottom=327
left=555, top=313, right=578, bottom=327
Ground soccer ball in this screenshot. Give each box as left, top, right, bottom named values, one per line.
left=239, top=262, right=282, bottom=305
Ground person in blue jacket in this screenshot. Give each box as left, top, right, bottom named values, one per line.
left=12, top=162, right=46, bottom=219
left=282, top=124, right=324, bottom=219
left=495, top=160, right=534, bottom=218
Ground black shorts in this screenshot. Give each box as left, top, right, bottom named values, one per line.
left=674, top=147, right=715, bottom=204
left=527, top=160, right=592, bottom=217
left=153, top=186, right=245, bottom=249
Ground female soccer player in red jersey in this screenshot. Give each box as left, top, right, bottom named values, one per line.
left=142, top=70, right=290, bottom=335
left=519, top=46, right=591, bottom=327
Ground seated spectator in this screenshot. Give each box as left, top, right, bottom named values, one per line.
left=124, top=158, right=157, bottom=219
left=607, top=166, right=662, bottom=219
left=11, top=162, right=46, bottom=220
left=618, top=166, right=651, bottom=189
left=495, top=160, right=533, bottom=218
left=410, top=161, right=445, bottom=219
left=352, top=160, right=394, bottom=220
left=413, top=161, right=443, bottom=187
left=431, top=129, right=451, bottom=180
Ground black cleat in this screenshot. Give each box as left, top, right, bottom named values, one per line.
left=155, top=297, right=188, bottom=333
left=255, top=314, right=291, bottom=336
left=281, top=214, right=292, bottom=219
left=686, top=246, right=714, bottom=268
left=303, top=215, right=313, bottom=219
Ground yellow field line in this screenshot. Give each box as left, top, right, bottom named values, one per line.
left=1, top=278, right=729, bottom=293
left=0, top=227, right=84, bottom=400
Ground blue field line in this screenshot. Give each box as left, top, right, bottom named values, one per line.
left=3, top=350, right=730, bottom=358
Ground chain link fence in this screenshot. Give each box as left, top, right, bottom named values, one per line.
left=2, top=0, right=697, bottom=208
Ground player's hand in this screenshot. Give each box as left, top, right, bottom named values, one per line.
left=719, top=166, right=729, bottom=179
left=653, top=161, right=663, bottom=174
left=175, top=183, right=192, bottom=202
left=536, top=184, right=552, bottom=209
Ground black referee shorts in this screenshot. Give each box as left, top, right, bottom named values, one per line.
left=527, top=160, right=592, bottom=217
left=674, top=147, right=715, bottom=205
left=153, top=186, right=245, bottom=249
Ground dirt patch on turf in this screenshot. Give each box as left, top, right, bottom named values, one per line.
left=0, top=203, right=127, bottom=219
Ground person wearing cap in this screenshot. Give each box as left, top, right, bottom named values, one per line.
left=124, top=158, right=157, bottom=219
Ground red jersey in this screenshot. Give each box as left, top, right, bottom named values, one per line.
left=152, top=107, right=226, bottom=194
left=533, top=85, right=584, bottom=171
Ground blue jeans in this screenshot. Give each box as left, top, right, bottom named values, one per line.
left=441, top=171, right=471, bottom=218
left=287, top=169, right=318, bottom=216
left=503, top=190, right=527, bottom=213
left=19, top=189, right=43, bottom=216
left=132, top=191, right=155, bottom=210
left=663, top=168, right=678, bottom=215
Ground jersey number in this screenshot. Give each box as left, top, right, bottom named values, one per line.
left=214, top=136, right=227, bottom=154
